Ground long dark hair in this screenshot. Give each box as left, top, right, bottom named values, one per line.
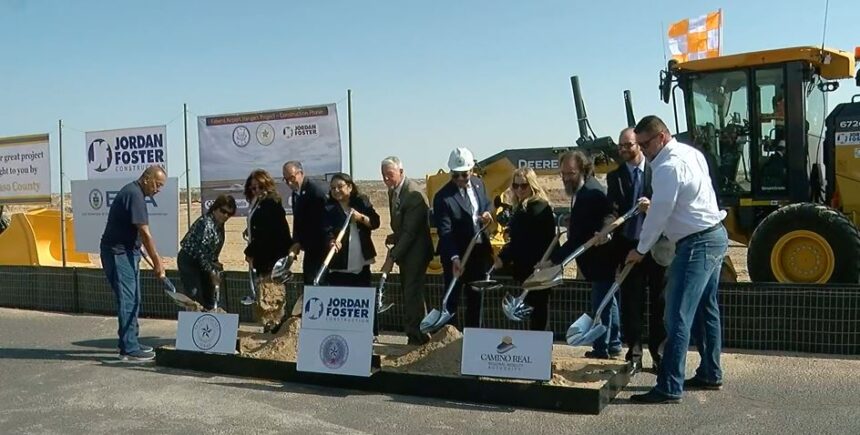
left=207, top=194, right=237, bottom=215
left=329, top=172, right=360, bottom=201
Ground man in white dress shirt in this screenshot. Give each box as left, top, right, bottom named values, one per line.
left=625, top=115, right=728, bottom=404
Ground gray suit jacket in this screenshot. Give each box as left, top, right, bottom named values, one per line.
left=389, top=178, right=434, bottom=267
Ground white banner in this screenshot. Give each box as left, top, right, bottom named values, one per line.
left=197, top=104, right=342, bottom=215
left=461, top=328, right=553, bottom=381
left=299, top=286, right=376, bottom=333
left=86, top=125, right=168, bottom=179
left=297, top=328, right=374, bottom=377
left=0, top=134, right=51, bottom=204
left=70, top=177, right=179, bottom=256
left=176, top=312, right=239, bottom=355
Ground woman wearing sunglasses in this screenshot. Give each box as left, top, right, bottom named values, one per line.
left=178, top=194, right=236, bottom=311
left=493, top=167, right=556, bottom=330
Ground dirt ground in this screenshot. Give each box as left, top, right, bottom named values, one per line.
left=6, top=177, right=751, bottom=281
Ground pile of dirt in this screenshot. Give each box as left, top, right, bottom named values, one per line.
left=548, top=358, right=626, bottom=387
left=255, top=279, right=287, bottom=329
left=384, top=325, right=464, bottom=376
left=239, top=317, right=301, bottom=362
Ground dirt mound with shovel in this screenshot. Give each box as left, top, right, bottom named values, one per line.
left=239, top=317, right=301, bottom=362
left=384, top=325, right=464, bottom=376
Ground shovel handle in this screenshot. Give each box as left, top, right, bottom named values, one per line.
left=314, top=209, right=355, bottom=285
left=458, top=222, right=489, bottom=273
left=560, top=205, right=640, bottom=268
left=592, top=262, right=637, bottom=318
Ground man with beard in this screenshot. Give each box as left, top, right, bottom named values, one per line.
left=607, top=128, right=666, bottom=374
left=542, top=150, right=619, bottom=359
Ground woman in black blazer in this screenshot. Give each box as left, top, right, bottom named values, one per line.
left=243, top=169, right=293, bottom=276
left=324, top=172, right=381, bottom=286
left=324, top=173, right=381, bottom=336
left=494, top=167, right=557, bottom=331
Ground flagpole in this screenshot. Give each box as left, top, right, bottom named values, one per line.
left=58, top=119, right=67, bottom=267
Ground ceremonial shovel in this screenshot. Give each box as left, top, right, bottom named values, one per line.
left=419, top=223, right=488, bottom=334
left=520, top=203, right=642, bottom=291
left=500, top=229, right=566, bottom=321
left=375, top=244, right=396, bottom=314
left=141, top=252, right=197, bottom=309
left=566, top=262, right=635, bottom=346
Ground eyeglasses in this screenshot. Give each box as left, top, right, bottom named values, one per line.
left=331, top=183, right=350, bottom=191
left=560, top=170, right=580, bottom=178
left=618, top=142, right=637, bottom=149
left=451, top=171, right=469, bottom=179
left=637, top=132, right=662, bottom=149
left=511, top=182, right=530, bottom=190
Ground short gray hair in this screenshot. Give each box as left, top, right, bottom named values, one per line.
left=380, top=156, right=402, bottom=170
left=283, top=160, right=303, bottom=172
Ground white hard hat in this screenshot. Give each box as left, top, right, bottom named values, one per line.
left=447, top=147, right=475, bottom=172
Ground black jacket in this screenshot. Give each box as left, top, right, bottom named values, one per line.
left=324, top=194, right=381, bottom=271
left=551, top=176, right=615, bottom=282
left=607, top=161, right=653, bottom=264
left=291, top=178, right=329, bottom=257
left=497, top=199, right=556, bottom=283
left=244, top=195, right=292, bottom=274
left=433, top=177, right=491, bottom=262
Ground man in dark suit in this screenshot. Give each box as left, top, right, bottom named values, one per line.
left=607, top=128, right=667, bottom=374
left=382, top=156, right=435, bottom=344
left=545, top=150, right=620, bottom=359
left=283, top=161, right=329, bottom=285
left=433, top=147, right=493, bottom=329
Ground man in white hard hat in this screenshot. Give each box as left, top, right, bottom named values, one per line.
left=433, top=147, right=494, bottom=329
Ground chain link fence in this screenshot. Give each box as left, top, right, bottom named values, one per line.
left=1, top=265, right=858, bottom=355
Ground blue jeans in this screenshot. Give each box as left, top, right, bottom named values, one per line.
left=101, top=247, right=142, bottom=354
left=591, top=280, right=621, bottom=355
left=654, top=225, right=727, bottom=398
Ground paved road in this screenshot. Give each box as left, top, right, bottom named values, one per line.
left=1, top=307, right=858, bottom=434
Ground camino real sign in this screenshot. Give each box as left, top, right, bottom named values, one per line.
left=70, top=177, right=180, bottom=256
left=461, top=328, right=553, bottom=381
left=297, top=286, right=375, bottom=377
left=176, top=311, right=239, bottom=355
left=86, top=125, right=168, bottom=179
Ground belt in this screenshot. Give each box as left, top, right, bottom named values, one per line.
left=677, top=223, right=722, bottom=244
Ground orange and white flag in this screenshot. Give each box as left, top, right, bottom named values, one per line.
left=667, top=9, right=722, bottom=62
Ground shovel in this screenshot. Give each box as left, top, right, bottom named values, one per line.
left=375, top=244, right=396, bottom=314
left=501, top=229, right=565, bottom=322
left=141, top=252, right=198, bottom=309
left=566, top=262, right=635, bottom=346
left=271, top=253, right=297, bottom=284
left=521, top=203, right=642, bottom=291
left=240, top=265, right=258, bottom=306
left=286, top=209, right=355, bottom=318
left=469, top=265, right=502, bottom=292
left=419, top=223, right=487, bottom=334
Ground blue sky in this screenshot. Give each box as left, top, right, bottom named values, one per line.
left=1, top=0, right=857, bottom=191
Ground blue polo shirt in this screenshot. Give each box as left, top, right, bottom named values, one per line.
left=100, top=180, right=149, bottom=254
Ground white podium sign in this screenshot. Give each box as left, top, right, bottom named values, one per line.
left=461, top=328, right=553, bottom=381
left=176, top=312, right=239, bottom=355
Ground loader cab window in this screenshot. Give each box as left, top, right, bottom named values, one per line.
left=687, top=70, right=752, bottom=196
left=755, top=69, right=788, bottom=192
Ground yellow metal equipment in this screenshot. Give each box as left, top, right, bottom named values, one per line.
left=0, top=208, right=91, bottom=267
left=660, top=45, right=860, bottom=283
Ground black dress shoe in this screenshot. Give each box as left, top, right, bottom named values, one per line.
left=584, top=350, right=610, bottom=359
left=684, top=377, right=723, bottom=390
left=630, top=390, right=680, bottom=404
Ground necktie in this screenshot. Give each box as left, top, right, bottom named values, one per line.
left=627, top=168, right=643, bottom=240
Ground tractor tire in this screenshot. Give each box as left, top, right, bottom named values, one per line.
left=747, top=203, right=860, bottom=284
